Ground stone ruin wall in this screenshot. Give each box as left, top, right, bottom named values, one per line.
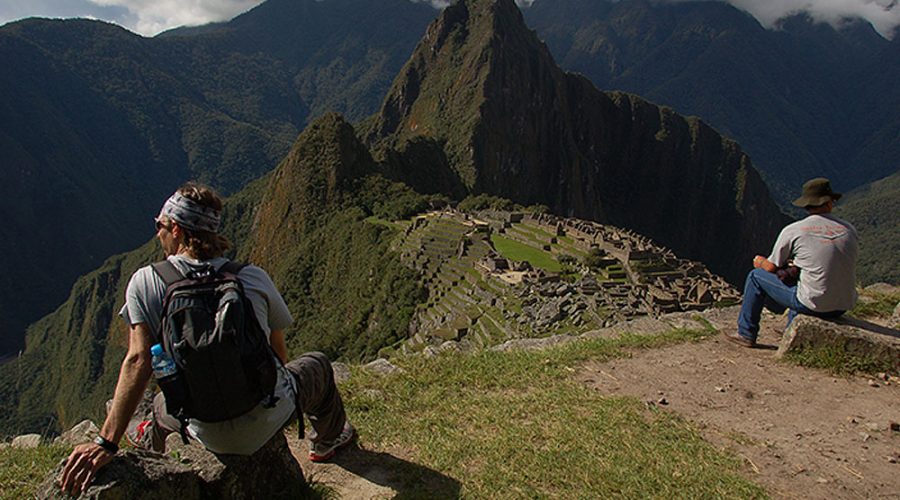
left=396, top=209, right=740, bottom=353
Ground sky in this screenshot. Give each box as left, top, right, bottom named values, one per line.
left=0, top=0, right=898, bottom=38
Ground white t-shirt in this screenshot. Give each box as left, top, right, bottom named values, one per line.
left=768, top=214, right=858, bottom=312
left=119, top=255, right=296, bottom=455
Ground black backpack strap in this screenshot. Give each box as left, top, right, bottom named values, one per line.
left=151, top=260, right=184, bottom=287
left=218, top=260, right=248, bottom=276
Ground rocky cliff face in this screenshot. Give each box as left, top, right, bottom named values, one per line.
left=249, top=113, right=376, bottom=273
left=366, top=0, right=787, bottom=284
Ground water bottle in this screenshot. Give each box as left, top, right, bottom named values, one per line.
left=151, top=344, right=187, bottom=418
left=151, top=344, right=177, bottom=379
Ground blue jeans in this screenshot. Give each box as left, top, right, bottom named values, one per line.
left=737, top=268, right=842, bottom=341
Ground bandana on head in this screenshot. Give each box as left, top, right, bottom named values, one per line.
left=157, top=192, right=221, bottom=233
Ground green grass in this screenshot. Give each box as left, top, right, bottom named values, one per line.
left=784, top=345, right=895, bottom=376
left=0, top=443, right=70, bottom=499
left=847, top=290, right=900, bottom=319
left=491, top=234, right=562, bottom=273
left=505, top=226, right=547, bottom=246
left=342, top=327, right=766, bottom=498
left=518, top=222, right=557, bottom=240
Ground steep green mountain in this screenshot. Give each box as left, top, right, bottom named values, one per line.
left=0, top=19, right=300, bottom=355
left=365, top=0, right=787, bottom=285
left=836, top=172, right=900, bottom=286
left=523, top=0, right=899, bottom=203
left=4, top=0, right=887, bottom=438
left=0, top=0, right=439, bottom=356
left=0, top=114, right=428, bottom=436
left=5, top=0, right=896, bottom=357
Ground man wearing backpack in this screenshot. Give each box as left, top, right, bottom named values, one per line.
left=61, top=183, right=354, bottom=494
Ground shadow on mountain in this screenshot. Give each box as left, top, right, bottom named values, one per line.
left=330, top=445, right=461, bottom=498
left=378, top=136, right=468, bottom=200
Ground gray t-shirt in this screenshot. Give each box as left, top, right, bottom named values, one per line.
left=768, top=214, right=858, bottom=312
left=119, top=255, right=296, bottom=455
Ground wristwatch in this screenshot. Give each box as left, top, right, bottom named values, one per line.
left=93, top=435, right=119, bottom=454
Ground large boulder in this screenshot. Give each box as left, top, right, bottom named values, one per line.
left=11, top=434, right=41, bottom=449
left=777, top=315, right=900, bottom=373
left=38, top=450, right=203, bottom=499
left=54, top=420, right=100, bottom=447
left=38, top=432, right=308, bottom=499
left=169, top=431, right=308, bottom=499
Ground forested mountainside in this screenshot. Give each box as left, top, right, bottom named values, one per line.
left=836, top=172, right=900, bottom=286
left=365, top=0, right=786, bottom=285
left=0, top=114, right=430, bottom=436
left=1, top=0, right=788, bottom=436
left=4, top=0, right=895, bottom=356
left=0, top=0, right=438, bottom=356
left=524, top=0, right=900, bottom=204
left=4, top=0, right=896, bottom=357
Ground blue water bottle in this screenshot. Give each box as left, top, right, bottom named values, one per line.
left=151, top=344, right=177, bottom=379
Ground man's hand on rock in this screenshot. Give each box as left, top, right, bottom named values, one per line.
left=60, top=442, right=114, bottom=495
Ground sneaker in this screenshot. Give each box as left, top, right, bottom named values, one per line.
left=723, top=330, right=756, bottom=348
left=309, top=422, right=355, bottom=462
left=125, top=419, right=153, bottom=448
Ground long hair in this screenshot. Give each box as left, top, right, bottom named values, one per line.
left=175, top=182, right=232, bottom=260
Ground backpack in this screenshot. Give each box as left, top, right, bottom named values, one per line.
left=152, top=260, right=278, bottom=434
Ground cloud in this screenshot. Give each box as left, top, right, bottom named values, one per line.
left=412, top=0, right=533, bottom=8
left=0, top=0, right=131, bottom=28
left=3, top=0, right=897, bottom=39
left=724, top=0, right=900, bottom=37
left=87, top=0, right=265, bottom=35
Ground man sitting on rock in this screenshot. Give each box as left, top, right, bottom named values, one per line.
left=726, top=177, right=858, bottom=348
left=61, top=183, right=355, bottom=495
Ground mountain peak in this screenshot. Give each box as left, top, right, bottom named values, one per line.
left=366, top=0, right=786, bottom=284
left=367, top=0, right=560, bottom=187
left=250, top=113, right=374, bottom=270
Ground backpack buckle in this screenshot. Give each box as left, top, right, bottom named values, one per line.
left=186, top=266, right=215, bottom=280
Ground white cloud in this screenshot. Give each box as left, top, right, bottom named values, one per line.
left=411, top=0, right=533, bottom=9
left=724, top=0, right=900, bottom=37
left=3, top=0, right=897, bottom=39
left=0, top=0, right=130, bottom=28
left=88, top=0, right=265, bottom=35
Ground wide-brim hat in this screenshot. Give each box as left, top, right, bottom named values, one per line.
left=792, top=177, right=841, bottom=208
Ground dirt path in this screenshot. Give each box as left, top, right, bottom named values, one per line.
left=282, top=308, right=898, bottom=499
left=287, top=438, right=460, bottom=499
left=578, top=312, right=900, bottom=499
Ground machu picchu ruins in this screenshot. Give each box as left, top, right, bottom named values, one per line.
left=388, top=209, right=740, bottom=356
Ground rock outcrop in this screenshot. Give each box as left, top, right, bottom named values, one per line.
left=366, top=0, right=787, bottom=285
left=777, top=316, right=900, bottom=373
left=11, top=433, right=42, bottom=449
left=37, top=432, right=307, bottom=499
left=53, top=420, right=99, bottom=447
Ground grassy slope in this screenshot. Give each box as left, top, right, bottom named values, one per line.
left=0, top=444, right=69, bottom=499
left=491, top=234, right=563, bottom=273
left=342, top=325, right=764, bottom=497
left=4, top=325, right=765, bottom=498
left=0, top=116, right=428, bottom=436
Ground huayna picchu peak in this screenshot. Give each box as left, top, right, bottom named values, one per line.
left=366, top=0, right=787, bottom=285
left=2, top=1, right=899, bottom=496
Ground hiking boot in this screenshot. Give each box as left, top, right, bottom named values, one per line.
left=309, top=422, right=355, bottom=462
left=723, top=330, right=756, bottom=348
left=125, top=419, right=153, bottom=448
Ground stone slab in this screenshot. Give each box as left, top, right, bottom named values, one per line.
left=777, top=315, right=900, bottom=373
left=11, top=433, right=41, bottom=449
left=54, top=420, right=99, bottom=447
